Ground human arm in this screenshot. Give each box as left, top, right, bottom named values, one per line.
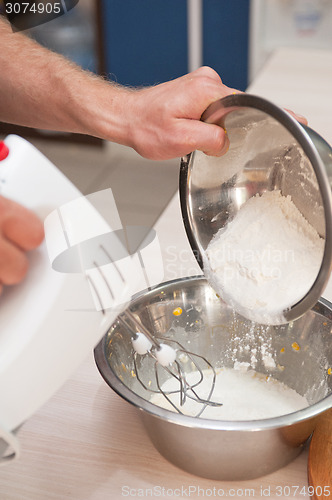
left=0, top=17, right=236, bottom=159
left=0, top=17, right=234, bottom=289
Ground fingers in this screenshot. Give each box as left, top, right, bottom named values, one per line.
left=2, top=211, right=44, bottom=250
left=0, top=197, right=44, bottom=251
left=0, top=196, right=44, bottom=292
left=189, top=70, right=307, bottom=127
left=284, top=108, right=308, bottom=126
left=0, top=236, right=29, bottom=285
left=175, top=71, right=241, bottom=121
left=179, top=120, right=228, bottom=157
left=128, top=66, right=242, bottom=160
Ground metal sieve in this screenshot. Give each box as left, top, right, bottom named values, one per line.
left=180, top=94, right=332, bottom=324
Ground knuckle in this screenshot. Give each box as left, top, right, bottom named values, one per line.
left=196, top=66, right=222, bottom=82
left=190, top=75, right=220, bottom=98
left=196, top=66, right=214, bottom=77
left=196, top=74, right=210, bottom=86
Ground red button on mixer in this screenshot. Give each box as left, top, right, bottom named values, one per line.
left=0, top=142, right=9, bottom=161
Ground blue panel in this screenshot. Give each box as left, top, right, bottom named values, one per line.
left=203, top=0, right=249, bottom=91
left=101, top=0, right=188, bottom=87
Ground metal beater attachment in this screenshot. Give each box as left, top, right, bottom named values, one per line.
left=89, top=244, right=222, bottom=418
left=119, top=310, right=223, bottom=417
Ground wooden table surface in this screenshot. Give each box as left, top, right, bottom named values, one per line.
left=1, top=47, right=332, bottom=499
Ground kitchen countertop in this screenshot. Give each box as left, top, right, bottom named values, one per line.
left=1, top=47, right=332, bottom=500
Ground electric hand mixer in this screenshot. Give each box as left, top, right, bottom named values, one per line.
left=0, top=135, right=221, bottom=464
left=0, top=135, right=142, bottom=463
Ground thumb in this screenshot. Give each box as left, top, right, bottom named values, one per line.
left=182, top=120, right=228, bottom=156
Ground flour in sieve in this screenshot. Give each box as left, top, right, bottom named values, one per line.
left=204, top=190, right=324, bottom=324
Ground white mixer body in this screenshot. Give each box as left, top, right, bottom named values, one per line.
left=0, top=135, right=144, bottom=462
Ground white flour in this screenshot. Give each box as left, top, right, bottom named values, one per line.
left=150, top=367, right=308, bottom=420
left=204, top=190, right=324, bottom=324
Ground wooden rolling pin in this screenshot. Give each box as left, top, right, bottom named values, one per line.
left=308, top=408, right=332, bottom=499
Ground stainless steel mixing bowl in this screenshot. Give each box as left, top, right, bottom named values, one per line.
left=180, top=94, right=332, bottom=324
left=94, top=276, right=332, bottom=480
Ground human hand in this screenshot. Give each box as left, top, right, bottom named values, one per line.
left=285, top=109, right=308, bottom=126
left=124, top=66, right=239, bottom=160
left=0, top=196, right=44, bottom=293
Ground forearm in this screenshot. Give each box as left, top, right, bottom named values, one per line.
left=0, top=17, right=239, bottom=159
left=0, top=18, right=131, bottom=143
